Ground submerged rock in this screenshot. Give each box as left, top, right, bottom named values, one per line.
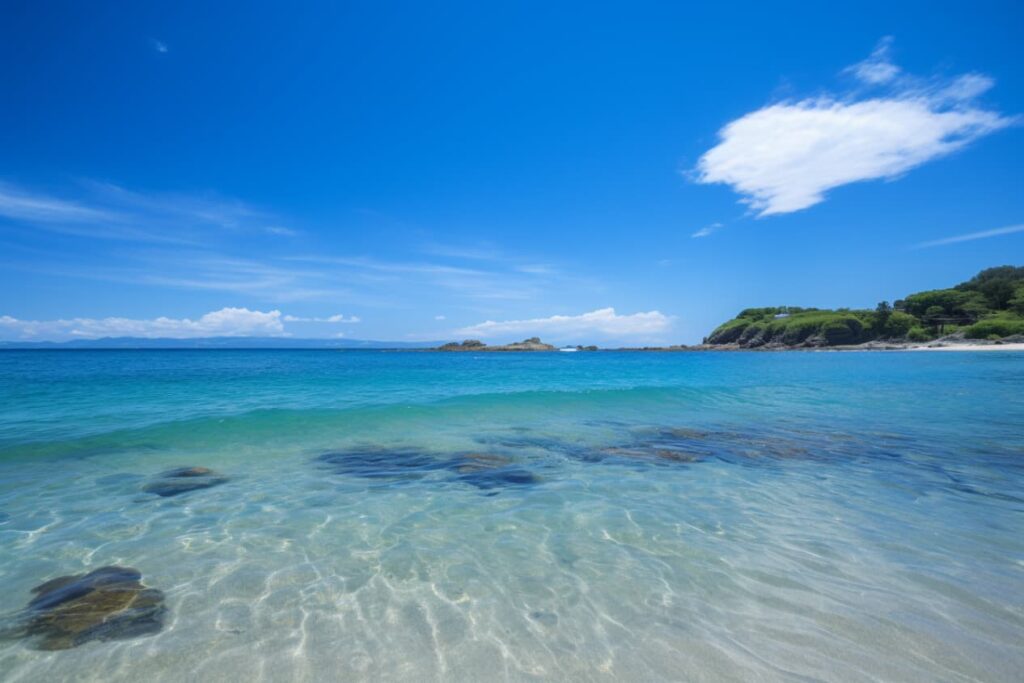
left=453, top=452, right=513, bottom=473
left=626, top=426, right=816, bottom=464
left=474, top=433, right=596, bottom=461
left=143, top=466, right=227, bottom=497
left=452, top=453, right=542, bottom=490
left=599, top=446, right=703, bottom=464
left=529, top=610, right=559, bottom=627
left=17, top=566, right=166, bottom=650
left=317, top=447, right=542, bottom=491
left=316, top=448, right=448, bottom=481
left=457, top=467, right=542, bottom=490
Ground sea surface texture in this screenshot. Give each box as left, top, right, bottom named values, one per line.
left=0, top=350, right=1021, bottom=682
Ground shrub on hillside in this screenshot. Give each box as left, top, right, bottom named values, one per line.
left=906, top=327, right=933, bottom=342
left=820, top=317, right=864, bottom=345
left=878, top=311, right=916, bottom=338
left=964, top=318, right=1024, bottom=339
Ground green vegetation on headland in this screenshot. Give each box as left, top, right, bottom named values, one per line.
left=705, top=266, right=1024, bottom=348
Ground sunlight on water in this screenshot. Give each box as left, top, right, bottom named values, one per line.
left=0, top=350, right=1022, bottom=681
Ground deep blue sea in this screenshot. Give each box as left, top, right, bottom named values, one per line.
left=0, top=350, right=1022, bottom=681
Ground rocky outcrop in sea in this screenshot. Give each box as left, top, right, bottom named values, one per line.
left=436, top=337, right=557, bottom=351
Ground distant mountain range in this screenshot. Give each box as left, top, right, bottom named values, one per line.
left=0, top=336, right=445, bottom=350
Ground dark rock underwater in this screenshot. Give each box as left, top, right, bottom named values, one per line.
left=143, top=466, right=228, bottom=497
left=7, top=566, right=166, bottom=651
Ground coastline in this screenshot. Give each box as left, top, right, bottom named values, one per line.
left=628, top=342, right=1024, bottom=352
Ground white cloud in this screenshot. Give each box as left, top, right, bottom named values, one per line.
left=282, top=313, right=361, bottom=323
left=456, top=307, right=672, bottom=342
left=265, top=225, right=299, bottom=236
left=288, top=255, right=553, bottom=302
left=0, top=180, right=274, bottom=243
left=695, top=40, right=1014, bottom=217
left=0, top=307, right=285, bottom=340
left=152, top=39, right=168, bottom=53
left=0, top=182, right=115, bottom=224
left=434, top=315, right=446, bottom=321
left=1, top=179, right=599, bottom=313
left=912, top=223, right=1024, bottom=249
left=692, top=222, right=723, bottom=238
left=422, top=243, right=503, bottom=261
left=844, top=36, right=900, bottom=85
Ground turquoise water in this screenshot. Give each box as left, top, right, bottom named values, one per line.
left=0, top=350, right=1022, bottom=681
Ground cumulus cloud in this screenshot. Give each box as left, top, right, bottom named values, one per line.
left=282, top=313, right=360, bottom=323
left=695, top=39, right=1014, bottom=217
left=456, top=307, right=672, bottom=341
left=0, top=307, right=285, bottom=340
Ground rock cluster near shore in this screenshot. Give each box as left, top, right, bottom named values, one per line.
left=316, top=447, right=542, bottom=493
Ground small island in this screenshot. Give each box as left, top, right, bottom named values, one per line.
left=437, top=337, right=557, bottom=351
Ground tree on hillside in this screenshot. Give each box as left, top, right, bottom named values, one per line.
left=956, top=265, right=1024, bottom=310
left=924, top=306, right=946, bottom=332
left=1010, top=286, right=1024, bottom=315
left=874, top=301, right=892, bottom=328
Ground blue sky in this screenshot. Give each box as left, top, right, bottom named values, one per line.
left=1, top=1, right=1022, bottom=344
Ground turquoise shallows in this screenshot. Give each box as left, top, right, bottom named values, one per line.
left=0, top=350, right=1022, bottom=680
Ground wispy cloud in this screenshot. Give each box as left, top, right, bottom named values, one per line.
left=282, top=313, right=360, bottom=323
left=0, top=182, right=115, bottom=224
left=692, top=222, right=724, bottom=238
left=694, top=38, right=1014, bottom=217
left=843, top=35, right=900, bottom=85
left=422, top=242, right=561, bottom=276
left=0, top=180, right=279, bottom=243
left=83, top=181, right=266, bottom=231
left=287, top=254, right=552, bottom=301
left=456, top=307, right=673, bottom=343
left=1, top=181, right=601, bottom=320
left=265, top=225, right=299, bottom=237
left=151, top=39, right=168, bottom=54
left=912, top=223, right=1024, bottom=249
left=421, top=242, right=504, bottom=261
left=0, top=307, right=284, bottom=341
left=132, top=253, right=352, bottom=302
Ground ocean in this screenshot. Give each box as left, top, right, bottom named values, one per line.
left=0, top=349, right=1022, bottom=681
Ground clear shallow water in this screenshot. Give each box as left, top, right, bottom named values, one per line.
left=0, top=350, right=1022, bottom=682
